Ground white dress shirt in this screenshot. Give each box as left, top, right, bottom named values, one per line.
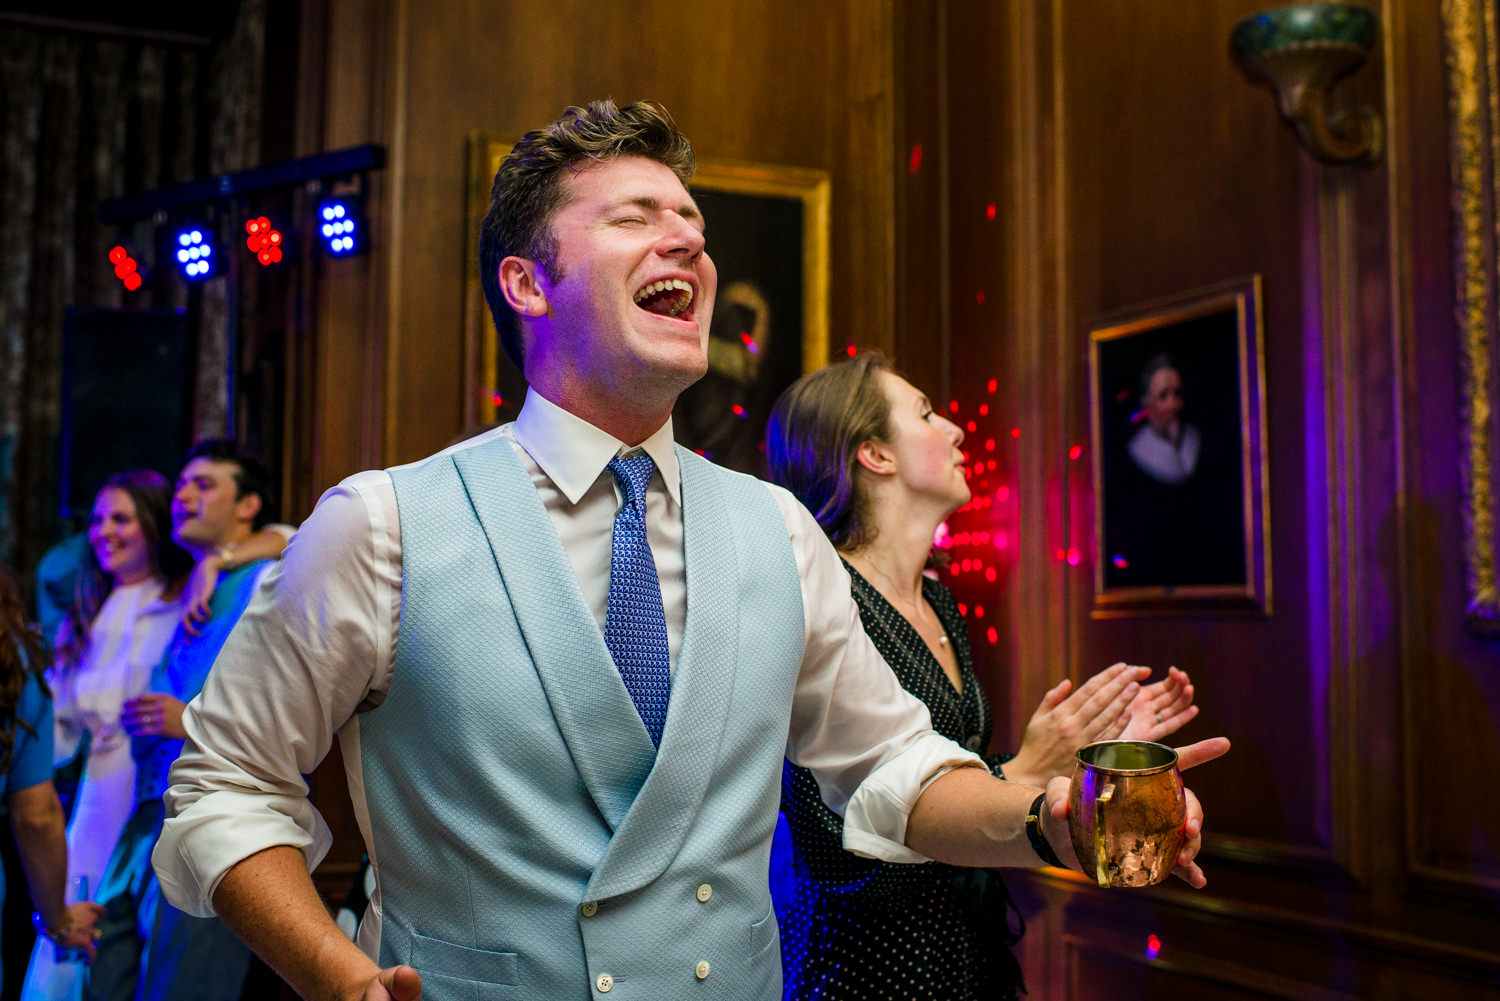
left=156, top=388, right=985, bottom=923
left=1127, top=422, right=1202, bottom=485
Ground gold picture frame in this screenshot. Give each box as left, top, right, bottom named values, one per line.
left=463, top=134, right=829, bottom=473
left=1442, top=0, right=1500, bottom=635
left=1087, top=275, right=1271, bottom=618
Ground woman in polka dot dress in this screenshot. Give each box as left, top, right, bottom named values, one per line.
left=765, top=354, right=1198, bottom=1000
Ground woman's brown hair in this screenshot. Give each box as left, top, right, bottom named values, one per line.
left=57, top=469, right=187, bottom=669
left=0, top=562, right=50, bottom=774
left=765, top=353, right=894, bottom=552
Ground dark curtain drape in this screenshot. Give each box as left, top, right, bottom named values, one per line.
left=0, top=4, right=265, bottom=586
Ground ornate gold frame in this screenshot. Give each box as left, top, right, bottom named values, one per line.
left=1442, top=0, right=1500, bottom=635
left=463, top=135, right=830, bottom=427
left=1086, top=275, right=1271, bottom=618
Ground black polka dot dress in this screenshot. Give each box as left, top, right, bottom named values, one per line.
left=778, top=562, right=1026, bottom=1000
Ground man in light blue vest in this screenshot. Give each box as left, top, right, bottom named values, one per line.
left=90, top=440, right=284, bottom=1001
left=153, top=101, right=1224, bottom=1001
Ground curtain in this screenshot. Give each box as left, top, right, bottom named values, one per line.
left=0, top=3, right=264, bottom=584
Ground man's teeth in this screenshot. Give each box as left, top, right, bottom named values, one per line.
left=633, top=279, right=694, bottom=317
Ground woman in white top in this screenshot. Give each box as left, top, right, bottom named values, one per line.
left=22, top=471, right=188, bottom=1000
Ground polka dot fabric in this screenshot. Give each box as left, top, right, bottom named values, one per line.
left=604, top=453, right=671, bottom=747
left=778, top=563, right=1025, bottom=1000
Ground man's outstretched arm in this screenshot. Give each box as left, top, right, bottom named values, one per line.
left=907, top=737, right=1231, bottom=885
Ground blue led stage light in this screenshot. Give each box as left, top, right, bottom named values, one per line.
left=174, top=225, right=218, bottom=280
left=318, top=199, right=365, bottom=256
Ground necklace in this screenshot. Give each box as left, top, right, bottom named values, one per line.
left=846, top=552, right=949, bottom=647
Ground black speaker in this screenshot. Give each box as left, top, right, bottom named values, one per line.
left=59, top=307, right=196, bottom=518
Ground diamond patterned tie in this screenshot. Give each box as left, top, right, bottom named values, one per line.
left=604, top=454, right=671, bottom=747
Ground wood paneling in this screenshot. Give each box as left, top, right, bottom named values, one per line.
left=285, top=0, right=1500, bottom=996
left=933, top=0, right=1500, bottom=997
left=1403, top=0, right=1500, bottom=956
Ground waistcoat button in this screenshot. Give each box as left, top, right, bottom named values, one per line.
left=695, top=960, right=711, bottom=980
left=596, top=973, right=613, bottom=992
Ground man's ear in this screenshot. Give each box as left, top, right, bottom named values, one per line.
left=855, top=439, right=896, bottom=476
left=234, top=492, right=263, bottom=527
left=499, top=256, right=550, bottom=317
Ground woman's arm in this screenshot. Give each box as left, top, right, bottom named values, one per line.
left=7, top=780, right=103, bottom=958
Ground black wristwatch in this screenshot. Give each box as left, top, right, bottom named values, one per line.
left=1024, top=793, right=1065, bottom=868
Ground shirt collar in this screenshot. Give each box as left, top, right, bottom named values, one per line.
left=513, top=386, right=681, bottom=507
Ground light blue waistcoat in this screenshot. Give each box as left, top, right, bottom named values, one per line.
left=371, top=436, right=806, bottom=1000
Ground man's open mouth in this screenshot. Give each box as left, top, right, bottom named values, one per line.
left=633, top=278, right=694, bottom=319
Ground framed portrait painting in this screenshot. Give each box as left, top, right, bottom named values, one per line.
left=464, top=134, right=829, bottom=477
left=1087, top=275, right=1271, bottom=617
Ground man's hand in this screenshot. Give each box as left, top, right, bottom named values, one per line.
left=120, top=693, right=188, bottom=739
left=363, top=965, right=423, bottom=1001
left=1040, top=736, right=1230, bottom=888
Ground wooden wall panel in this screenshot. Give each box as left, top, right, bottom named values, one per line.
left=284, top=0, right=1500, bottom=995
left=939, top=0, right=1068, bottom=723
left=1402, top=0, right=1500, bottom=955
left=1053, top=0, right=1325, bottom=857
left=296, top=0, right=396, bottom=502
left=933, top=0, right=1500, bottom=997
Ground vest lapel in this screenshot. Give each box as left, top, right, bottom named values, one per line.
left=451, top=438, right=655, bottom=832
left=586, top=447, right=741, bottom=901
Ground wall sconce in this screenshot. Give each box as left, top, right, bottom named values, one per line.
left=1232, top=3, right=1382, bottom=163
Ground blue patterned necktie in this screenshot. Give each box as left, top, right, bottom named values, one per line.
left=604, top=454, right=671, bottom=747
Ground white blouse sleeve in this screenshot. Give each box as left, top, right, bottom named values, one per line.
left=153, top=472, right=401, bottom=917
left=768, top=484, right=987, bottom=864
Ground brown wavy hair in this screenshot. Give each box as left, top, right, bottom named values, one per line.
left=57, top=470, right=188, bottom=669
left=477, top=99, right=696, bottom=372
left=0, top=562, right=50, bottom=774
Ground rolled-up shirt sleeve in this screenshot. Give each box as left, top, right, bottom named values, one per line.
left=154, top=471, right=400, bottom=917
left=769, top=486, right=986, bottom=865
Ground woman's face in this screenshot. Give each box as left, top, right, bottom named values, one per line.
left=877, top=371, right=971, bottom=515
left=88, top=487, right=154, bottom=585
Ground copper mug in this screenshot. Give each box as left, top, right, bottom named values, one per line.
left=1068, top=740, right=1186, bottom=888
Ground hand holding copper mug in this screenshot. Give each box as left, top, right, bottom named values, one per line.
left=1040, top=737, right=1229, bottom=889
left=1068, top=740, right=1186, bottom=887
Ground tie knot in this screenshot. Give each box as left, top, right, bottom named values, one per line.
left=607, top=454, right=655, bottom=511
